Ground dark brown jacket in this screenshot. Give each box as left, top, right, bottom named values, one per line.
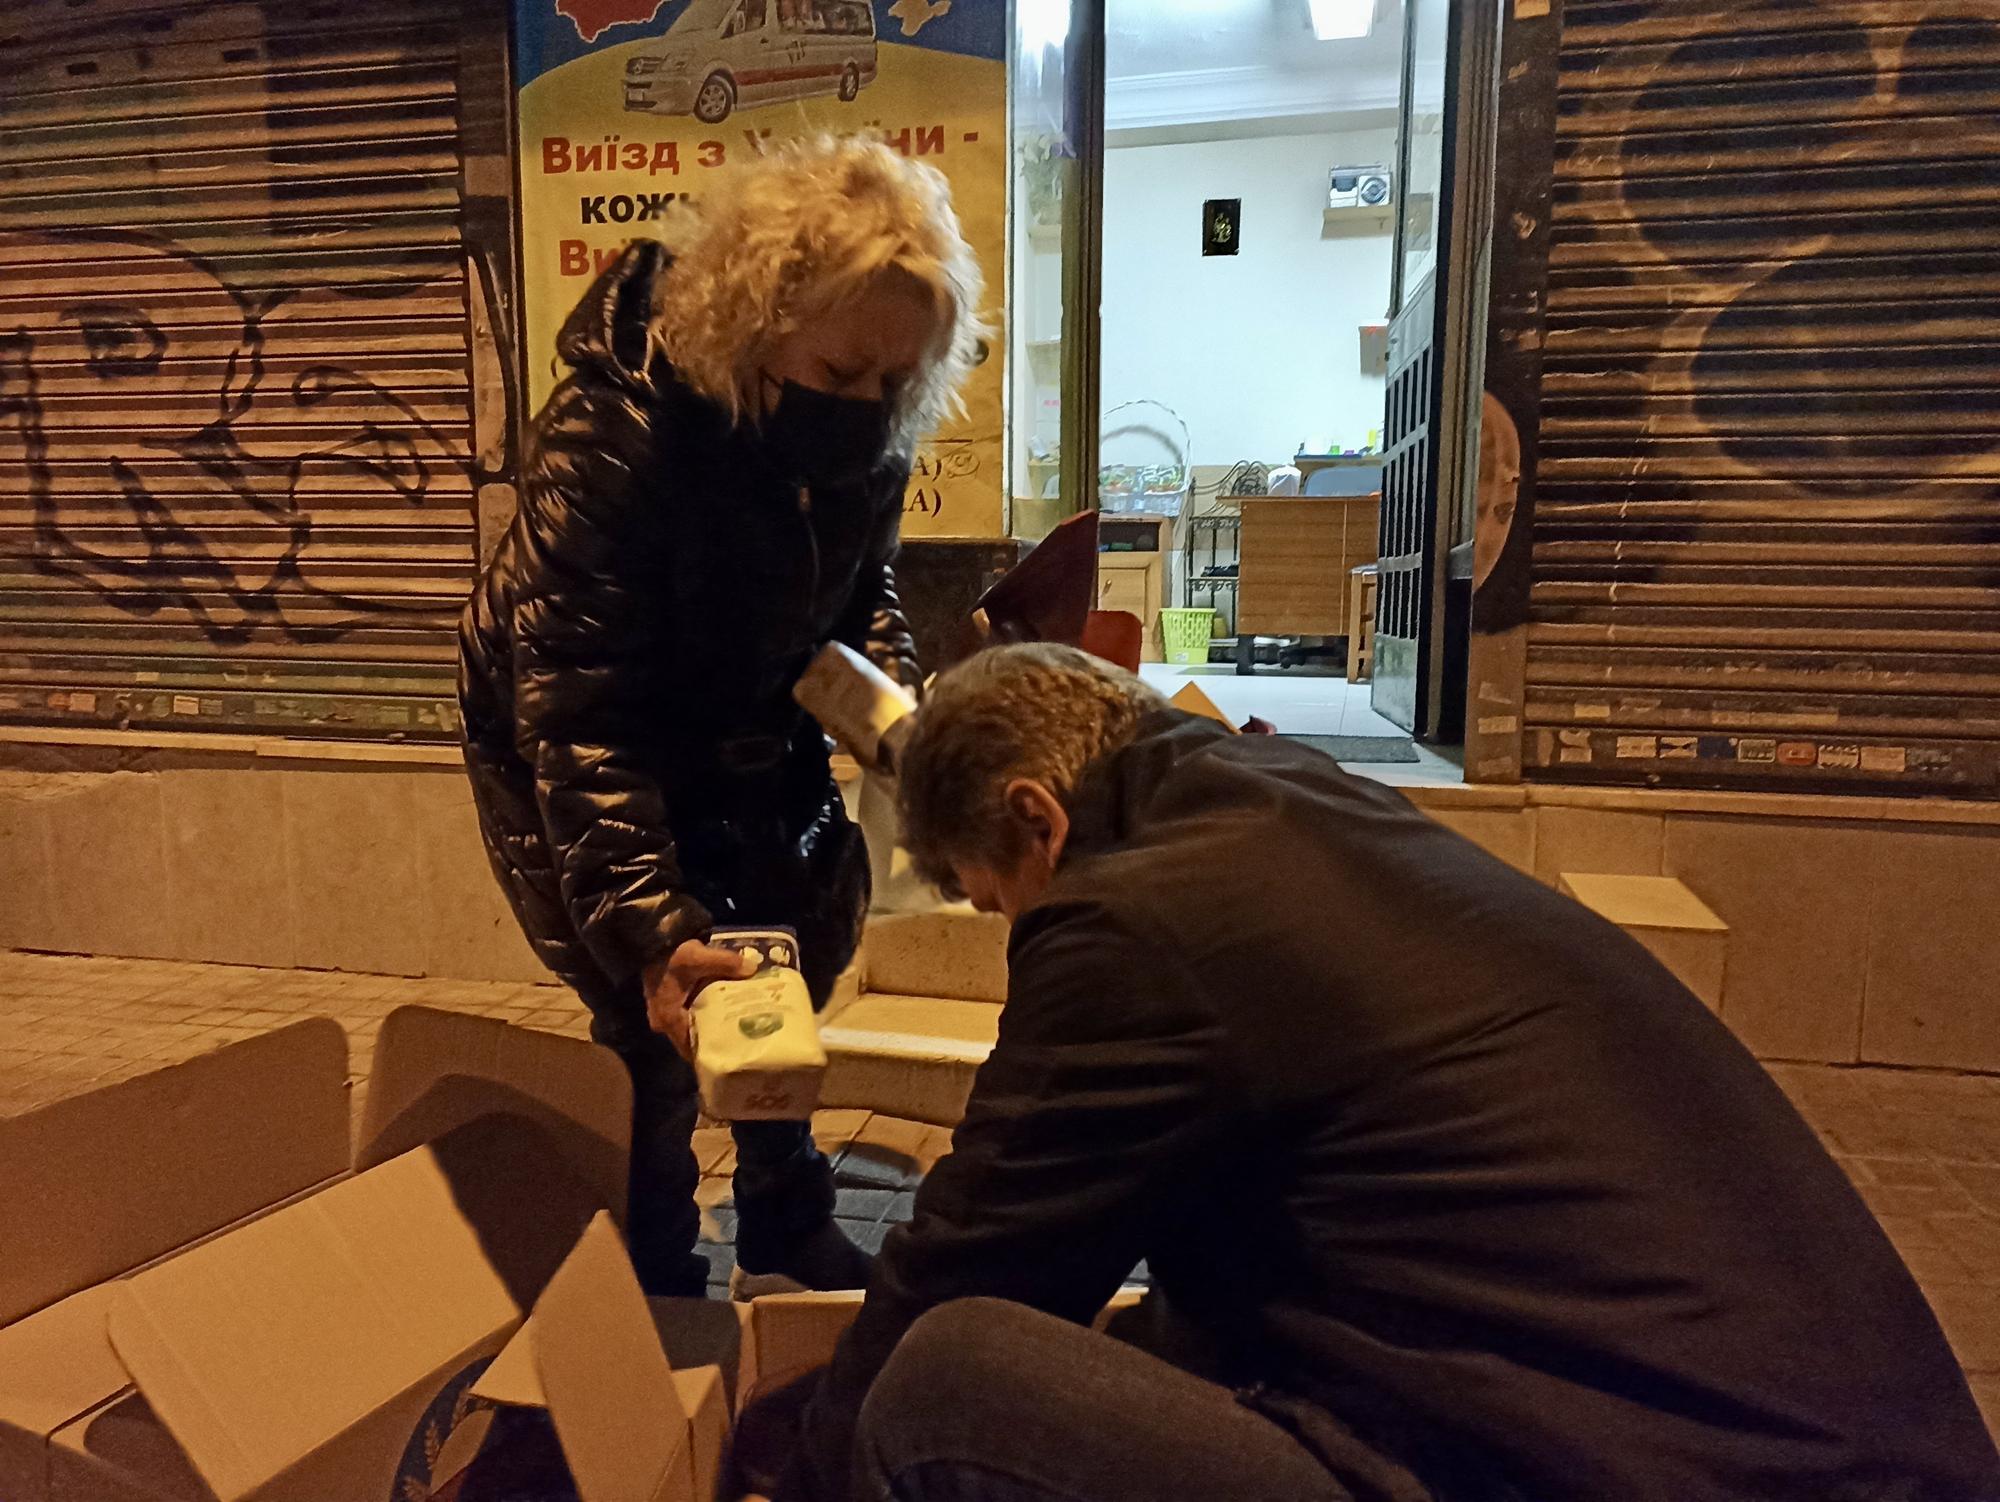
left=790, top=713, right=2000, bottom=1502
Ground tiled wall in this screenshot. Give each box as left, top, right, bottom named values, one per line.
left=0, top=766, right=545, bottom=985
left=4, top=765, right=1998, bottom=1074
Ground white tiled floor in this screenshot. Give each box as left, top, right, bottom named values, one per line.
left=1138, top=663, right=1400, bottom=736
left=1136, top=664, right=1466, bottom=787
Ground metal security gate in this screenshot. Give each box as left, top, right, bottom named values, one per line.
left=0, top=0, right=487, bottom=743
left=1523, top=0, right=2000, bottom=796
left=1374, top=0, right=1501, bottom=741
left=1373, top=270, right=1444, bottom=734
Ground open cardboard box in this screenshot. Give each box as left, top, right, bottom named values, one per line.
left=0, top=1005, right=636, bottom=1502
left=356, top=1004, right=632, bottom=1218
left=472, top=1214, right=732, bottom=1502
left=480, top=1226, right=1149, bottom=1502
left=61, top=1112, right=609, bottom=1502
left=0, top=1021, right=352, bottom=1502
left=732, top=1285, right=1148, bottom=1414
left=1, top=1001, right=1146, bottom=1502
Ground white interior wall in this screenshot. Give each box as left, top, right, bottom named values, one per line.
left=1098, top=126, right=1397, bottom=470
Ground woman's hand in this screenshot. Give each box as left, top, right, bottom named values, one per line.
left=645, top=941, right=755, bottom=1059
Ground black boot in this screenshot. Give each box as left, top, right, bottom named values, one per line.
left=730, top=1118, right=872, bottom=1297
left=733, top=1217, right=874, bottom=1298
left=635, top=1247, right=713, bottom=1299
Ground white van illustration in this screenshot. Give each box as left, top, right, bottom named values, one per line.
left=624, top=0, right=880, bottom=124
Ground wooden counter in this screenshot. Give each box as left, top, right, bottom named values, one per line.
left=1236, top=494, right=1381, bottom=638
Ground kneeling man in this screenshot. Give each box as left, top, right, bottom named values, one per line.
left=768, top=644, right=1996, bottom=1502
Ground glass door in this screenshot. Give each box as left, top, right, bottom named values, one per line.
left=1371, top=0, right=1499, bottom=740
left=1008, top=0, right=1105, bottom=540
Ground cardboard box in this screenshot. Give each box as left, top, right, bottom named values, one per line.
left=357, top=1004, right=633, bottom=1220
left=734, top=1285, right=1150, bottom=1414
left=2, top=1008, right=643, bottom=1502
left=0, top=1020, right=351, bottom=1332
left=0, top=1023, right=351, bottom=1502
left=49, top=1112, right=606, bottom=1502
left=473, top=1214, right=730, bottom=1502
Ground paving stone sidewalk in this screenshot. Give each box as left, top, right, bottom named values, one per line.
left=1, top=949, right=1994, bottom=1437
left=0, top=948, right=940, bottom=1298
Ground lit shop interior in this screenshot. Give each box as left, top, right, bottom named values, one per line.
left=1009, top=0, right=1459, bottom=772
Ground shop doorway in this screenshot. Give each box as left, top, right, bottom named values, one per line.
left=1011, top=0, right=1494, bottom=774
left=1104, top=0, right=1405, bottom=751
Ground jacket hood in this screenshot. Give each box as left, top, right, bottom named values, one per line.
left=555, top=238, right=669, bottom=393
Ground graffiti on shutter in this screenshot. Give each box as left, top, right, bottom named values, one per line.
left=1525, top=0, right=2000, bottom=796
left=0, top=0, right=483, bottom=741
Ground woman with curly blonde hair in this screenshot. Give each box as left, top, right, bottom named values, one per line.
left=459, top=135, right=983, bottom=1297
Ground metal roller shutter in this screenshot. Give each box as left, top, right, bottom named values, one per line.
left=0, top=0, right=480, bottom=743
left=1525, top=0, right=2000, bottom=796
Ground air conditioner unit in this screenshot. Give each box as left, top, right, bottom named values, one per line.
left=1327, top=166, right=1393, bottom=213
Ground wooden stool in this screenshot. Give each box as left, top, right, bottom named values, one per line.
left=1347, top=565, right=1378, bottom=682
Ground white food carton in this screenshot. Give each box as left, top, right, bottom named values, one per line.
left=691, top=928, right=827, bottom=1121
left=793, top=641, right=916, bottom=776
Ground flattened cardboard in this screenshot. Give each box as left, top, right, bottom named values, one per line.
left=0, top=1021, right=349, bottom=1330
left=357, top=1005, right=631, bottom=1218
left=1168, top=683, right=1240, bottom=732
left=89, top=1115, right=604, bottom=1502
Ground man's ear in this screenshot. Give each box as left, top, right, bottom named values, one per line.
left=1003, top=780, right=1071, bottom=863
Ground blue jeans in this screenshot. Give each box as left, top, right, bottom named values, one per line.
left=853, top=1299, right=1361, bottom=1502
left=589, top=1002, right=834, bottom=1293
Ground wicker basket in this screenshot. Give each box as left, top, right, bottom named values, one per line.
left=1158, top=607, right=1216, bottom=666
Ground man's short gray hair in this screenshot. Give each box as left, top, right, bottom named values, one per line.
left=897, top=644, right=1166, bottom=890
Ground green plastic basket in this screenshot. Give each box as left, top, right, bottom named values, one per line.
left=1159, top=607, right=1216, bottom=667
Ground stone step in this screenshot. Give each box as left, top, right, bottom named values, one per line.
left=1558, top=873, right=1729, bottom=1010
left=861, top=910, right=1010, bottom=1004
left=818, top=991, right=1002, bottom=1128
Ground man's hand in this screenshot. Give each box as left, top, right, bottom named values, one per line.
left=645, top=940, right=755, bottom=1059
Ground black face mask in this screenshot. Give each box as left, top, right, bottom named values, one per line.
left=759, top=374, right=893, bottom=488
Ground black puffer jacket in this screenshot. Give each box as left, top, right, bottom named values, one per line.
left=459, top=242, right=920, bottom=1006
